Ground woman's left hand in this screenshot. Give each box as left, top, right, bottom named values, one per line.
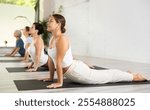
left=47, top=83, right=62, bottom=88
left=26, top=68, right=37, bottom=72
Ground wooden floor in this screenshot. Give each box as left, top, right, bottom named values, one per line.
left=0, top=47, right=150, bottom=93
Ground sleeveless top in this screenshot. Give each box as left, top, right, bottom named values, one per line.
left=28, top=40, right=48, bottom=67
left=25, top=36, right=32, bottom=45
left=48, top=41, right=73, bottom=68
left=16, top=38, right=25, bottom=56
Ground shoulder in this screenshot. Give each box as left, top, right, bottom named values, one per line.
left=17, top=38, right=22, bottom=41
left=36, top=37, right=42, bottom=43
left=17, top=38, right=23, bottom=43
left=56, top=36, right=69, bottom=47
left=35, top=37, right=43, bottom=46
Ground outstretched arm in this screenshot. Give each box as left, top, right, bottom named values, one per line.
left=42, top=56, right=55, bottom=82
left=34, top=39, right=42, bottom=71
left=48, top=57, right=55, bottom=81
left=23, top=43, right=31, bottom=61
left=26, top=39, right=42, bottom=72
left=47, top=37, right=68, bottom=88
left=5, top=47, right=20, bottom=56
left=10, top=47, right=20, bottom=56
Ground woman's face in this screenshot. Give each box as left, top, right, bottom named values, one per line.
left=47, top=16, right=59, bottom=32
left=30, top=24, right=37, bottom=35
left=22, top=28, right=27, bottom=35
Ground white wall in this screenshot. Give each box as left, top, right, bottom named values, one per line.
left=40, top=0, right=55, bottom=20
left=0, top=4, right=34, bottom=47
left=48, top=0, right=150, bottom=64
left=88, top=0, right=150, bottom=64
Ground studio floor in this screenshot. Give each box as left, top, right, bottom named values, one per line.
left=0, top=47, right=150, bottom=93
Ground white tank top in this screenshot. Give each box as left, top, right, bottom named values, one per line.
left=28, top=40, right=48, bottom=67
left=48, top=46, right=73, bottom=68
left=25, top=36, right=32, bottom=45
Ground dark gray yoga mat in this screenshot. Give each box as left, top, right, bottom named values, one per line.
left=6, top=67, right=49, bottom=73
left=6, top=65, right=106, bottom=73
left=90, top=65, right=108, bottom=70
left=0, top=56, right=21, bottom=57
left=0, top=60, right=23, bottom=62
left=14, top=79, right=149, bottom=91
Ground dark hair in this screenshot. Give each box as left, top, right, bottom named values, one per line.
left=25, top=26, right=31, bottom=35
left=33, top=22, right=44, bottom=35
left=52, top=14, right=66, bottom=33
left=25, top=26, right=30, bottom=32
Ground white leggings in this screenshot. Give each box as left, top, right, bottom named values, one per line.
left=64, top=60, right=133, bottom=84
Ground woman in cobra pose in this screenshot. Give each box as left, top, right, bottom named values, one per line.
left=22, top=26, right=32, bottom=62
left=45, top=14, right=147, bottom=88
left=26, top=23, right=50, bottom=72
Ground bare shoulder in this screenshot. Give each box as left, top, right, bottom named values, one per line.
left=57, top=36, right=69, bottom=45
left=35, top=37, right=43, bottom=47
left=56, top=36, right=69, bottom=51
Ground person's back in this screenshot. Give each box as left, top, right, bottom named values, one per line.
left=16, top=37, right=25, bottom=57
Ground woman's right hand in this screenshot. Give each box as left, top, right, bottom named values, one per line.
left=26, top=68, right=37, bottom=72
left=38, top=78, right=53, bottom=82
left=27, top=65, right=32, bottom=69
left=47, top=83, right=63, bottom=89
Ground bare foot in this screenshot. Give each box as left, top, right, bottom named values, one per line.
left=133, top=73, right=147, bottom=81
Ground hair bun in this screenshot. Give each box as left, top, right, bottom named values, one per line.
left=61, top=27, right=66, bottom=33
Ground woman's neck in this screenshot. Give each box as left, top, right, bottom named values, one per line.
left=52, top=30, right=62, bottom=40
left=33, top=34, right=40, bottom=40
left=24, top=34, right=30, bottom=37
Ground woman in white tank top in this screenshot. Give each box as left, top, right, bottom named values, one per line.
left=22, top=26, right=32, bottom=62
left=26, top=23, right=50, bottom=72
left=44, top=14, right=147, bottom=88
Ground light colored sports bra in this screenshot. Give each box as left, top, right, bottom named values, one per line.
left=48, top=46, right=73, bottom=68
left=28, top=40, right=48, bottom=66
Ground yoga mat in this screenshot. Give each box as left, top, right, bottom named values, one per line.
left=0, top=60, right=22, bottom=62
left=14, top=79, right=149, bottom=91
left=0, top=56, right=21, bottom=57
left=6, top=65, right=105, bottom=73
left=6, top=67, right=49, bottom=73
left=90, top=65, right=108, bottom=70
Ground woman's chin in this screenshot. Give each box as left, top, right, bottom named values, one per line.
left=47, top=29, right=52, bottom=32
